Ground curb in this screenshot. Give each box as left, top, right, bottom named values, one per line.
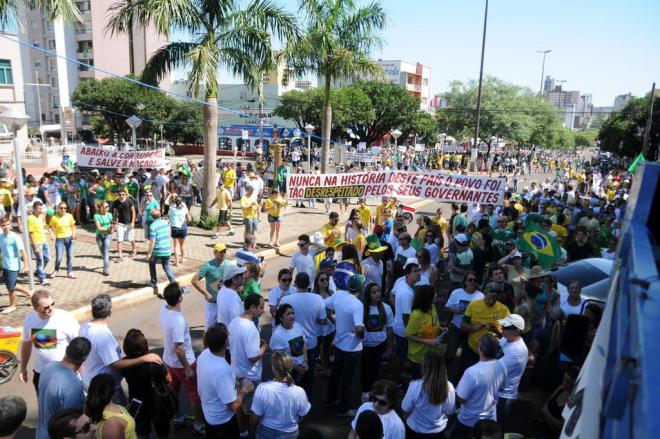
left=67, top=197, right=436, bottom=323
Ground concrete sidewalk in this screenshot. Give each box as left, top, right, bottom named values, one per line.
left=0, top=198, right=430, bottom=326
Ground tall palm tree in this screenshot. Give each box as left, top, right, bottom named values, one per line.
left=108, top=0, right=298, bottom=216
left=287, top=0, right=387, bottom=172
left=0, top=0, right=81, bottom=24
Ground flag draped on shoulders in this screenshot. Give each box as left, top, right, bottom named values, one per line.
left=518, top=219, right=562, bottom=268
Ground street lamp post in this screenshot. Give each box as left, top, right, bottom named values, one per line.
left=537, top=49, right=551, bottom=95
left=391, top=128, right=402, bottom=147
left=473, top=0, right=489, bottom=173
left=126, top=115, right=142, bottom=173
left=0, top=107, right=34, bottom=291
left=305, top=123, right=315, bottom=172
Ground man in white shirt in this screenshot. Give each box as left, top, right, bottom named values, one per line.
left=279, top=272, right=327, bottom=395
left=392, top=263, right=420, bottom=367
left=289, top=234, right=324, bottom=280
left=197, top=323, right=254, bottom=437
left=216, top=265, right=246, bottom=326
left=325, top=274, right=365, bottom=417
left=19, top=289, right=79, bottom=393
left=228, top=294, right=268, bottom=436
left=80, top=294, right=162, bottom=402
left=160, top=283, right=204, bottom=434
left=452, top=334, right=507, bottom=438
left=496, top=314, right=529, bottom=431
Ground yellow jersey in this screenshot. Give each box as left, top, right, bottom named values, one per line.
left=28, top=214, right=47, bottom=245
left=463, top=299, right=510, bottom=354
left=240, top=196, right=259, bottom=219
left=48, top=213, right=76, bottom=239
left=264, top=196, right=286, bottom=217
left=358, top=206, right=372, bottom=228
left=222, top=169, right=237, bottom=188
left=321, top=223, right=342, bottom=245
left=0, top=187, right=13, bottom=207
left=215, top=188, right=232, bottom=211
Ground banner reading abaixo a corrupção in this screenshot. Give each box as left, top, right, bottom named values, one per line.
left=77, top=145, right=166, bottom=169
left=286, top=171, right=506, bottom=205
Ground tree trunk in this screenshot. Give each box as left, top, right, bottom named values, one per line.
left=202, top=97, right=218, bottom=217
left=321, top=76, right=332, bottom=173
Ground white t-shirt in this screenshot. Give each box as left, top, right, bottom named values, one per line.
left=279, top=293, right=327, bottom=349
left=22, top=309, right=80, bottom=373
left=159, top=305, right=196, bottom=369
left=362, top=257, right=383, bottom=289
left=251, top=381, right=311, bottom=433
left=324, top=290, right=364, bottom=352
left=197, top=349, right=238, bottom=425
left=392, top=280, right=415, bottom=337
left=289, top=250, right=318, bottom=280
left=363, top=303, right=394, bottom=348
left=79, top=322, right=122, bottom=387
left=456, top=360, right=508, bottom=427
left=498, top=338, right=529, bottom=400
left=270, top=322, right=306, bottom=366
left=216, top=286, right=243, bottom=326
left=228, top=316, right=262, bottom=382
left=268, top=286, right=292, bottom=310
left=446, top=288, right=484, bottom=328
left=560, top=298, right=584, bottom=317
left=394, top=245, right=416, bottom=264
left=351, top=403, right=405, bottom=439
left=402, top=379, right=456, bottom=434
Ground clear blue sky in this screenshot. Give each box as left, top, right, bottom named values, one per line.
left=195, top=0, right=660, bottom=107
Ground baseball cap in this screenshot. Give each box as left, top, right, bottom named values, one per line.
left=454, top=234, right=468, bottom=245
left=347, top=274, right=365, bottom=292
left=213, top=242, right=227, bottom=252
left=498, top=314, right=525, bottom=331
left=320, top=258, right=337, bottom=269
left=222, top=264, right=246, bottom=281
left=404, top=257, right=419, bottom=269
left=512, top=251, right=523, bottom=259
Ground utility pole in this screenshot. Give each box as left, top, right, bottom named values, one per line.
left=472, top=0, right=489, bottom=172
left=642, top=82, right=656, bottom=160
left=536, top=49, right=551, bottom=95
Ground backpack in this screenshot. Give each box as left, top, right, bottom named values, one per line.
left=150, top=374, right=179, bottom=420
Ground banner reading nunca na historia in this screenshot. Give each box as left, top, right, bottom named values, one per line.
left=77, top=144, right=167, bottom=169
left=287, top=171, right=507, bottom=205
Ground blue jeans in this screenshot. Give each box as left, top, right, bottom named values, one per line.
left=96, top=233, right=112, bottom=273
left=55, top=237, right=73, bottom=274
left=256, top=424, right=298, bottom=439
left=149, top=255, right=175, bottom=287
left=32, top=243, right=50, bottom=282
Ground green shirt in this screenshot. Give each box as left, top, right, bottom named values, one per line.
left=94, top=212, right=113, bottom=235
left=126, top=181, right=139, bottom=198
left=197, top=259, right=232, bottom=300
left=242, top=278, right=261, bottom=300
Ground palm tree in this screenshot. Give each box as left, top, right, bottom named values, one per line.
left=287, top=0, right=387, bottom=172
left=107, top=0, right=298, bottom=216
left=0, top=0, right=82, bottom=24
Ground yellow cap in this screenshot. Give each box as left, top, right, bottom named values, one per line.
left=213, top=242, right=227, bottom=252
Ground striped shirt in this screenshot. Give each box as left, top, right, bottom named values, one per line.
left=149, top=219, right=172, bottom=257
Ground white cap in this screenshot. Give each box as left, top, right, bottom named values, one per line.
left=404, top=257, right=419, bottom=269
left=498, top=314, right=525, bottom=331
left=223, top=264, right=247, bottom=281
left=454, top=234, right=468, bottom=245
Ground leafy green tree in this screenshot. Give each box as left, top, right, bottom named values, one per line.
left=406, top=111, right=439, bottom=146
left=108, top=0, right=298, bottom=215
left=0, top=0, right=82, bottom=25
left=574, top=129, right=598, bottom=148
left=286, top=0, right=387, bottom=172
left=598, top=94, right=659, bottom=158
left=165, top=101, right=203, bottom=145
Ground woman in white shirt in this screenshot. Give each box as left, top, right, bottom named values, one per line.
left=350, top=379, right=405, bottom=439
left=250, top=351, right=311, bottom=439
left=402, top=351, right=456, bottom=438
left=361, top=282, right=394, bottom=403
left=270, top=304, right=309, bottom=385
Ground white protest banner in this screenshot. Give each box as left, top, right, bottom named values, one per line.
left=287, top=171, right=506, bottom=205
left=77, top=144, right=166, bottom=169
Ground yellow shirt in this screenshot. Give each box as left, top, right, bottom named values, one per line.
left=464, top=299, right=510, bottom=354
left=240, top=196, right=259, bottom=219
left=97, top=406, right=137, bottom=439
left=28, top=214, right=47, bottom=245
left=215, top=188, right=232, bottom=211
left=264, top=196, right=286, bottom=217
left=0, top=187, right=13, bottom=207
left=358, top=206, right=372, bottom=228
left=48, top=213, right=76, bottom=238
left=551, top=223, right=568, bottom=241
left=104, top=180, right=119, bottom=202
left=435, top=216, right=448, bottom=237
left=415, top=227, right=427, bottom=242
left=353, top=232, right=367, bottom=254
left=222, top=169, right=237, bottom=188
left=321, top=223, right=342, bottom=245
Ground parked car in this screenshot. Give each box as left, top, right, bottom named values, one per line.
left=550, top=258, right=614, bottom=306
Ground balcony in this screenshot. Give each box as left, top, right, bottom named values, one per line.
left=76, top=50, right=93, bottom=59
left=75, top=29, right=93, bottom=41
left=78, top=69, right=93, bottom=79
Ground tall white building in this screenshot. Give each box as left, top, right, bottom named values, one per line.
left=545, top=85, right=581, bottom=129
left=0, top=32, right=29, bottom=153
left=613, top=93, right=633, bottom=112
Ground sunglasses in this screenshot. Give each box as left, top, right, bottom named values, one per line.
left=319, top=278, right=328, bottom=282
left=74, top=421, right=92, bottom=434
left=280, top=278, right=292, bottom=283
left=58, top=206, right=67, bottom=210
left=466, top=278, right=478, bottom=282
left=370, top=396, right=390, bottom=406
left=147, top=194, right=154, bottom=197
left=41, top=301, right=55, bottom=311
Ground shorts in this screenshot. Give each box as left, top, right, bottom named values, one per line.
left=167, top=362, right=200, bottom=403
left=3, top=269, right=18, bottom=292
left=115, top=223, right=135, bottom=242
left=171, top=227, right=188, bottom=239
left=267, top=215, right=281, bottom=223
left=217, top=210, right=230, bottom=225
left=244, top=218, right=258, bottom=233
left=204, top=300, right=217, bottom=329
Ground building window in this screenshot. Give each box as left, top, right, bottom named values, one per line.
left=48, top=58, right=56, bottom=71
left=45, top=20, right=53, bottom=31
left=30, top=20, right=38, bottom=31
left=423, top=78, right=428, bottom=86
left=52, top=95, right=60, bottom=109
left=48, top=39, right=56, bottom=50
left=54, top=114, right=60, bottom=123
left=50, top=76, right=58, bottom=87
left=0, top=60, right=13, bottom=85
left=76, top=1, right=90, bottom=11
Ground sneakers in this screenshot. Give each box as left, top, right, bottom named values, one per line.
left=40, top=279, right=50, bottom=286
left=173, top=415, right=194, bottom=429
left=336, top=409, right=357, bottom=418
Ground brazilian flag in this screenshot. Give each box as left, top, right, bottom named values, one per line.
left=518, top=220, right=561, bottom=269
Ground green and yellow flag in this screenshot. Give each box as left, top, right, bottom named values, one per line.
left=627, top=152, right=646, bottom=174
left=518, top=220, right=562, bottom=269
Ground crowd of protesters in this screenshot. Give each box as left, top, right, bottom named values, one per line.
left=0, top=146, right=635, bottom=438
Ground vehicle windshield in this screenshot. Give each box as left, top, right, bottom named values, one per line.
left=552, top=262, right=610, bottom=297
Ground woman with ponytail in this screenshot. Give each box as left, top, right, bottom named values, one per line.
left=249, top=351, right=311, bottom=438
left=401, top=351, right=456, bottom=438
left=86, top=373, right=138, bottom=438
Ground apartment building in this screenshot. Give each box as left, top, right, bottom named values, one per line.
left=0, top=33, right=29, bottom=153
